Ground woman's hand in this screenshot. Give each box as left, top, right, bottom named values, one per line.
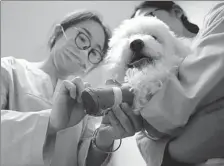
left=95, top=103, right=143, bottom=150
left=48, top=77, right=90, bottom=135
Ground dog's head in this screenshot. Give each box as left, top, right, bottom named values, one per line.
left=104, top=16, right=190, bottom=83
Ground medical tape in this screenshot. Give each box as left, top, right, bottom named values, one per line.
left=112, top=87, right=122, bottom=108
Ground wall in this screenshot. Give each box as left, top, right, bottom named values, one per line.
left=2, top=1, right=222, bottom=61
left=1, top=1, right=139, bottom=61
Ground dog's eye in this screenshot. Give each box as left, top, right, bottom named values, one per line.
left=152, top=35, right=157, bottom=40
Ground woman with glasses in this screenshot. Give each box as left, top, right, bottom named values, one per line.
left=1, top=10, right=142, bottom=166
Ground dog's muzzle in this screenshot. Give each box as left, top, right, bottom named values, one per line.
left=128, top=39, right=153, bottom=68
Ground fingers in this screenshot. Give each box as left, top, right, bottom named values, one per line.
left=107, top=110, right=126, bottom=139
left=84, top=82, right=91, bottom=88
left=108, top=111, right=120, bottom=126
left=59, top=77, right=91, bottom=103
left=101, top=108, right=111, bottom=124
left=112, top=105, right=135, bottom=136
left=61, top=80, right=77, bottom=99
left=100, top=105, right=140, bottom=140
left=100, top=109, right=127, bottom=139
left=120, top=103, right=143, bottom=132
left=70, top=77, right=90, bottom=102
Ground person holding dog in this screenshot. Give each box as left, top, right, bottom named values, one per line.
left=130, top=1, right=224, bottom=166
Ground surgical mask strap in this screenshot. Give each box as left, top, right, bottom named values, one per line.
left=56, top=24, right=68, bottom=40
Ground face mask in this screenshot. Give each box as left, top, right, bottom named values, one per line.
left=51, top=25, right=88, bottom=77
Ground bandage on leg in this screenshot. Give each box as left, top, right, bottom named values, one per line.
left=81, top=84, right=134, bottom=116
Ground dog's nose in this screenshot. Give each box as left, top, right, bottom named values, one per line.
left=130, top=39, right=144, bottom=52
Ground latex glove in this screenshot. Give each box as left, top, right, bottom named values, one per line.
left=96, top=103, right=143, bottom=149
left=48, top=77, right=90, bottom=135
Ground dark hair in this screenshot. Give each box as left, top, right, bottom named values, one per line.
left=48, top=10, right=111, bottom=56
left=130, top=1, right=199, bottom=34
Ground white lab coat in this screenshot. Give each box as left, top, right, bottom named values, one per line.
left=1, top=57, right=99, bottom=166
left=136, top=2, right=224, bottom=166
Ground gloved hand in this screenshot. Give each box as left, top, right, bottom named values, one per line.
left=48, top=77, right=90, bottom=135
left=95, top=103, right=143, bottom=149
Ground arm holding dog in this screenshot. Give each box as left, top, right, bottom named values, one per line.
left=140, top=2, right=224, bottom=135
left=137, top=2, right=224, bottom=165
left=165, top=3, right=224, bottom=164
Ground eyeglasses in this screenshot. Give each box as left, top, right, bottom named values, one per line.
left=61, top=26, right=103, bottom=65
left=144, top=9, right=161, bottom=17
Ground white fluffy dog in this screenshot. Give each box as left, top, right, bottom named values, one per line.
left=104, top=16, right=191, bottom=115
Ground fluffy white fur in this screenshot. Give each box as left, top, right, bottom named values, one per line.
left=103, top=16, right=191, bottom=114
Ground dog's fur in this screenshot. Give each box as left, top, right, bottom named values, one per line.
left=103, top=16, right=191, bottom=114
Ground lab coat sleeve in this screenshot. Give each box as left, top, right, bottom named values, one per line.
left=1, top=110, right=52, bottom=166
left=78, top=116, right=111, bottom=166
left=1, top=61, right=54, bottom=166
left=140, top=2, right=224, bottom=134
